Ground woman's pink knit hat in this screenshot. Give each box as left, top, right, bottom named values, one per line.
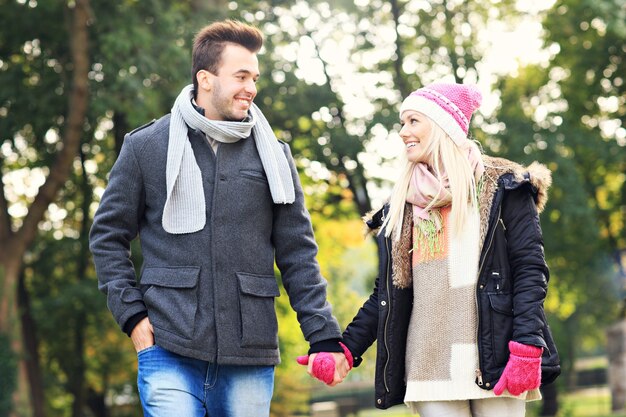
left=399, top=82, right=482, bottom=146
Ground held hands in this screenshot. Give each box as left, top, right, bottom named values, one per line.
left=494, top=341, right=543, bottom=396
left=296, top=342, right=354, bottom=386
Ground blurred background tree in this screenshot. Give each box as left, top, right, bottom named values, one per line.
left=0, top=0, right=624, bottom=416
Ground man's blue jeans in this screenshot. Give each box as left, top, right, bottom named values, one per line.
left=137, top=345, right=274, bottom=417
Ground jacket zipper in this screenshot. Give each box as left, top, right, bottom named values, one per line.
left=478, top=205, right=501, bottom=276
left=475, top=369, right=484, bottom=386
left=382, top=237, right=392, bottom=393
left=475, top=204, right=502, bottom=386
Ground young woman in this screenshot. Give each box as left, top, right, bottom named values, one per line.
left=339, top=83, right=560, bottom=416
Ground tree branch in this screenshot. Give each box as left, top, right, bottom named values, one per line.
left=443, top=0, right=463, bottom=83
left=306, top=29, right=372, bottom=215
left=390, top=0, right=409, bottom=97
left=16, top=0, right=91, bottom=252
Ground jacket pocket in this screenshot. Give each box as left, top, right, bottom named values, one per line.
left=141, top=266, right=200, bottom=340
left=239, top=169, right=268, bottom=184
left=487, top=292, right=513, bottom=365
left=237, top=272, right=280, bottom=349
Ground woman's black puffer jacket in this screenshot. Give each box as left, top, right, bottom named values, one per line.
left=341, top=156, right=560, bottom=409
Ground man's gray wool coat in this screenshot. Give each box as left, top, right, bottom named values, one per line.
left=89, top=114, right=342, bottom=365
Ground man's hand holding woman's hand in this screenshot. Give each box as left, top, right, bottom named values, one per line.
left=296, top=342, right=353, bottom=386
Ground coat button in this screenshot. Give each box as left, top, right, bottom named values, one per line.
left=377, top=399, right=382, bottom=404
left=381, top=301, right=387, bottom=306
left=486, top=382, right=491, bottom=387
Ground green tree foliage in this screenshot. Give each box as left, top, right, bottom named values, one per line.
left=543, top=0, right=625, bottom=277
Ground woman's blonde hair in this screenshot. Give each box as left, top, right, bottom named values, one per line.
left=382, top=116, right=481, bottom=241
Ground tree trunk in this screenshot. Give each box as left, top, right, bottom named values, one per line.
left=87, top=388, right=108, bottom=417
left=70, top=323, right=86, bottom=417
left=563, top=318, right=578, bottom=390
left=389, top=0, right=409, bottom=97
left=112, top=112, right=128, bottom=156
left=607, top=321, right=626, bottom=412
left=346, top=166, right=372, bottom=217
left=0, top=260, right=31, bottom=417
left=18, top=272, right=46, bottom=417
left=539, top=382, right=559, bottom=416
left=68, top=148, right=94, bottom=417
left=191, top=0, right=227, bottom=16
left=443, top=0, right=462, bottom=84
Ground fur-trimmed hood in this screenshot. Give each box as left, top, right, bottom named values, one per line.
left=364, top=155, right=552, bottom=289
left=478, top=155, right=551, bottom=249
left=480, top=155, right=551, bottom=214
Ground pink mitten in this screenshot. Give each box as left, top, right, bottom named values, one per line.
left=493, top=341, right=543, bottom=396
left=296, top=342, right=354, bottom=385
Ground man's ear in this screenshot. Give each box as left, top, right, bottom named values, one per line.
left=196, top=69, right=213, bottom=92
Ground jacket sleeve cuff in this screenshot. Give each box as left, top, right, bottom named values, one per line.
left=123, top=311, right=148, bottom=337
left=308, top=338, right=342, bottom=354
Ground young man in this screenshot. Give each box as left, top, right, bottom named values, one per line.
left=89, top=20, right=349, bottom=417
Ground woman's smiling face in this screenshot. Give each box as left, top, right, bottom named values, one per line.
left=399, top=110, right=432, bottom=163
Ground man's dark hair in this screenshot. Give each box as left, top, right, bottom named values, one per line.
left=192, top=20, right=263, bottom=93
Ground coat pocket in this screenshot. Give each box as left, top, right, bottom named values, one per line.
left=237, top=272, right=280, bottom=349
left=487, top=292, right=513, bottom=365
left=141, top=266, right=200, bottom=340
left=239, top=169, right=268, bottom=184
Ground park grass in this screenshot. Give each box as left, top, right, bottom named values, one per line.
left=527, top=387, right=626, bottom=417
